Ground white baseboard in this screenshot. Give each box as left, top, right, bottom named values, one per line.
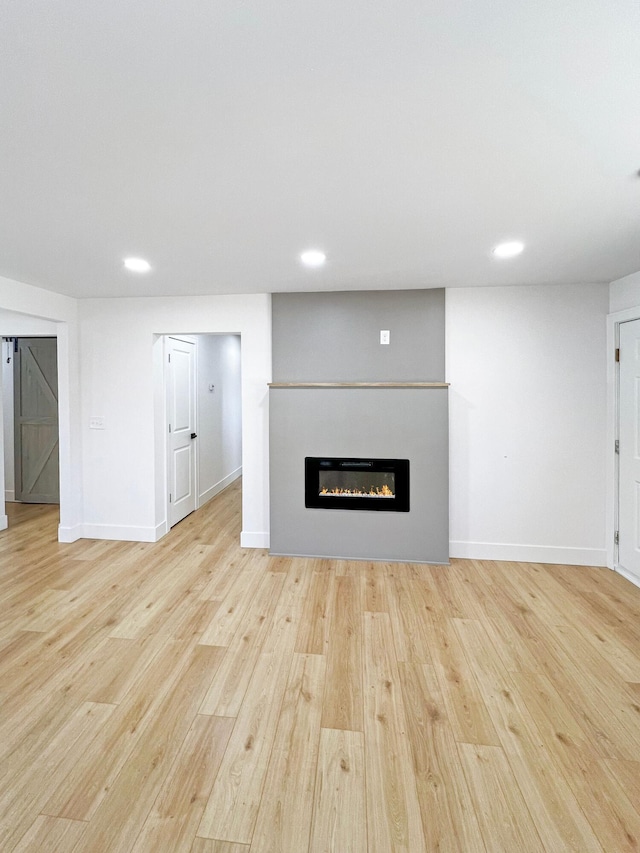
left=58, top=524, right=82, bottom=543
left=199, top=467, right=242, bottom=508
left=155, top=520, right=169, bottom=540
left=4, top=490, right=15, bottom=502
left=615, top=563, right=640, bottom=590
left=241, top=531, right=270, bottom=549
left=0, top=514, right=7, bottom=532
left=77, top=523, right=162, bottom=543
left=59, top=521, right=167, bottom=543
left=449, top=540, right=607, bottom=567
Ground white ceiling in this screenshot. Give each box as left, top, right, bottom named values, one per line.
left=1, top=0, right=639, bottom=299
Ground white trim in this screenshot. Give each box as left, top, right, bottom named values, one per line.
left=199, top=466, right=242, bottom=507
left=608, top=305, right=640, bottom=324
left=606, top=304, right=640, bottom=571
left=0, top=514, right=7, bottom=531
left=241, top=530, right=270, bottom=549
left=605, top=311, right=619, bottom=569
left=450, top=540, right=607, bottom=567
left=77, top=523, right=162, bottom=542
left=4, top=490, right=15, bottom=502
left=155, top=520, right=169, bottom=540
left=615, top=563, right=640, bottom=590
left=58, top=523, right=82, bottom=543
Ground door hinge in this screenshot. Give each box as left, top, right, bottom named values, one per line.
left=615, top=439, right=620, bottom=454
left=614, top=530, right=619, bottom=545
left=168, top=424, right=172, bottom=433
left=615, top=347, right=620, bottom=362
left=168, top=353, right=171, bottom=363
left=169, top=493, right=172, bottom=503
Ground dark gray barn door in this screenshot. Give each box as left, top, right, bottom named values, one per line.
left=14, top=337, right=59, bottom=503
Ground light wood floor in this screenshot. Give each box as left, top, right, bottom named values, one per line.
left=1, top=484, right=640, bottom=852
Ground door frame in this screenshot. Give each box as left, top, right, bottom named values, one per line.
left=606, top=305, right=640, bottom=586
left=164, top=334, right=199, bottom=529
left=1, top=329, right=71, bottom=538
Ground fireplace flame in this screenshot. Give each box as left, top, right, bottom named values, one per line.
left=320, top=484, right=394, bottom=498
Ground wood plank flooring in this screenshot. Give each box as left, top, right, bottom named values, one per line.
left=2, top=485, right=640, bottom=851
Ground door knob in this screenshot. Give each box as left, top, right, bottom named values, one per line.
left=191, top=432, right=197, bottom=439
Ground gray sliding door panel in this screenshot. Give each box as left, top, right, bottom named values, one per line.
left=14, top=337, right=60, bottom=504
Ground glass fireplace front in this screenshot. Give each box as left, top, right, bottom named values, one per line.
left=305, top=457, right=410, bottom=511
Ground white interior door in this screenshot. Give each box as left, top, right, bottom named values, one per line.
left=618, top=318, right=640, bottom=582
left=167, top=336, right=197, bottom=528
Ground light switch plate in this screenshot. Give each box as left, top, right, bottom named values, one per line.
left=380, top=330, right=390, bottom=345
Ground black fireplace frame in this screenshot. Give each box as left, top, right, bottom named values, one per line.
left=305, top=457, right=410, bottom=512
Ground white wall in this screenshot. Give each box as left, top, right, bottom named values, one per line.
left=447, top=283, right=609, bottom=566
left=0, top=315, right=58, bottom=335
left=0, top=279, right=81, bottom=539
left=610, top=270, right=640, bottom=313
left=78, top=294, right=270, bottom=545
left=197, top=335, right=242, bottom=505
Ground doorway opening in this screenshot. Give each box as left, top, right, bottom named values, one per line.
left=162, top=333, right=242, bottom=531
left=2, top=336, right=60, bottom=533
left=613, top=316, right=640, bottom=587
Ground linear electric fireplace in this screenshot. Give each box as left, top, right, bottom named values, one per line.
left=305, top=457, right=410, bottom=511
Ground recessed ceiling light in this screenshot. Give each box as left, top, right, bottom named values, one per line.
left=123, top=257, right=151, bottom=273
left=493, top=241, right=525, bottom=259
left=300, top=249, right=326, bottom=268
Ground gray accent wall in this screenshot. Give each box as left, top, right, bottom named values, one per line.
left=272, top=289, right=445, bottom=382
left=269, top=289, right=449, bottom=562
left=270, top=387, right=449, bottom=562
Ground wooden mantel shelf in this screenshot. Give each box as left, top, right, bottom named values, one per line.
left=268, top=381, right=449, bottom=388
